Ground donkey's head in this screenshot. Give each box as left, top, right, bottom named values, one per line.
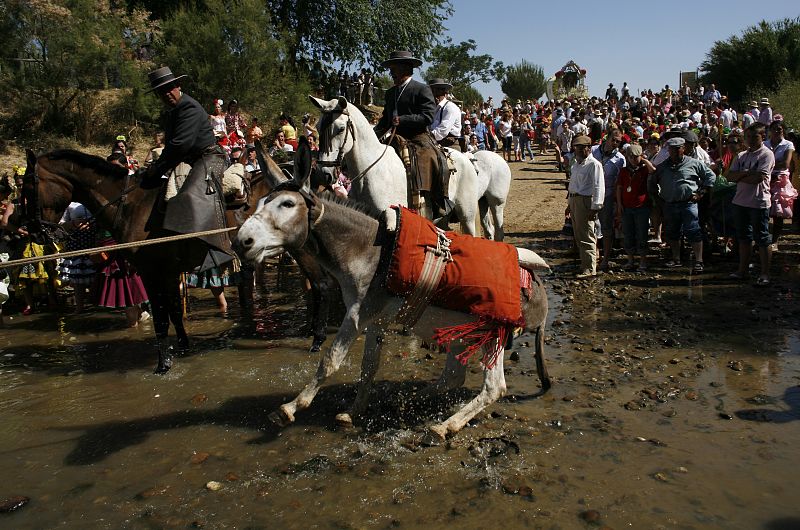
left=310, top=95, right=354, bottom=181
left=236, top=185, right=322, bottom=263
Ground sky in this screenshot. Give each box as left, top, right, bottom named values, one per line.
left=434, top=0, right=800, bottom=101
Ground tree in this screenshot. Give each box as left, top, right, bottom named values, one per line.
left=701, top=18, right=800, bottom=105
left=422, top=38, right=504, bottom=93
left=158, top=0, right=312, bottom=127
left=453, top=85, right=483, bottom=108
left=501, top=60, right=546, bottom=102
left=0, top=0, right=156, bottom=140
left=264, top=0, right=453, bottom=68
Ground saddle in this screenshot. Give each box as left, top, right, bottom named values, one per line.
left=165, top=161, right=251, bottom=210
left=388, top=132, right=455, bottom=220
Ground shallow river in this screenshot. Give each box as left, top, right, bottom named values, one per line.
left=1, top=260, right=798, bottom=529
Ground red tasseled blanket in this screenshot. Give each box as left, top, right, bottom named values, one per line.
left=386, top=207, right=525, bottom=367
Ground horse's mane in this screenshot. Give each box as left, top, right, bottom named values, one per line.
left=318, top=191, right=382, bottom=220
left=45, top=149, right=128, bottom=179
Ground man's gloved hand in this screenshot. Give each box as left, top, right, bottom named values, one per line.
left=138, top=166, right=163, bottom=189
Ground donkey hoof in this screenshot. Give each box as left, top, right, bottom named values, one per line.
left=335, top=413, right=354, bottom=428
left=420, top=430, right=445, bottom=447
left=269, top=407, right=294, bottom=427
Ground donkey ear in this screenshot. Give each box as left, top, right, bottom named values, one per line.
left=337, top=96, right=348, bottom=111
left=293, top=136, right=313, bottom=188
left=254, top=140, right=287, bottom=189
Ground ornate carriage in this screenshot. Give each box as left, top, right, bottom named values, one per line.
left=546, top=60, right=588, bottom=100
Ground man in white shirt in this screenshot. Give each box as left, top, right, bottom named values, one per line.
left=757, top=97, right=773, bottom=125
left=743, top=101, right=759, bottom=128
left=428, top=78, right=463, bottom=151
left=568, top=135, right=605, bottom=278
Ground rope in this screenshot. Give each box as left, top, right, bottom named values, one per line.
left=0, top=226, right=237, bottom=270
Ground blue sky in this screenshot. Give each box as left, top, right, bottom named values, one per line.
left=436, top=1, right=800, bottom=100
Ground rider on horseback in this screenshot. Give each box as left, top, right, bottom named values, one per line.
left=374, top=51, right=454, bottom=220
left=139, top=66, right=233, bottom=271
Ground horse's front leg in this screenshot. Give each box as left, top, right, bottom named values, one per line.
left=142, top=274, right=173, bottom=374
left=270, top=303, right=363, bottom=426
left=168, top=274, right=189, bottom=350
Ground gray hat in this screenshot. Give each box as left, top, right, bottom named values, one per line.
left=625, top=144, right=643, bottom=157
left=147, top=66, right=188, bottom=93
left=666, top=137, right=686, bottom=147
left=683, top=131, right=699, bottom=143
left=427, top=78, right=453, bottom=90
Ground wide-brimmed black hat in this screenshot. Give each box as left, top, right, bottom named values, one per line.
left=427, top=78, right=453, bottom=90
left=381, top=50, right=422, bottom=68
left=147, top=66, right=188, bottom=93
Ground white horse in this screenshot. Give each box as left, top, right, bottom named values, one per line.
left=310, top=96, right=511, bottom=240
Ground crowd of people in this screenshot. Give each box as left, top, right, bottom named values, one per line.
left=547, top=84, right=797, bottom=283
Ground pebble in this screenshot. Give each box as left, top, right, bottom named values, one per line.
left=205, top=481, right=223, bottom=491
left=727, top=360, right=744, bottom=372
left=0, top=495, right=29, bottom=513
left=652, top=472, right=669, bottom=482
left=191, top=394, right=208, bottom=406
left=685, top=391, right=699, bottom=401
left=509, top=351, right=520, bottom=362
left=719, top=412, right=733, bottom=420
left=190, top=452, right=210, bottom=464
left=580, top=509, right=601, bottom=523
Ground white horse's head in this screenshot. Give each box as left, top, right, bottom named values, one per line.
left=236, top=187, right=320, bottom=263
left=310, top=95, right=355, bottom=182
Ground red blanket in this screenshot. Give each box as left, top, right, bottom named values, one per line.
left=386, top=207, right=524, bottom=366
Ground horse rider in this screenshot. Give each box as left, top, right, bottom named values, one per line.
left=139, top=66, right=233, bottom=270
left=374, top=50, right=453, bottom=219
left=428, top=78, right=464, bottom=152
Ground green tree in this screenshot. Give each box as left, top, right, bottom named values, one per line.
left=158, top=0, right=312, bottom=128
left=264, top=0, right=453, bottom=68
left=763, top=77, right=800, bottom=130
left=501, top=60, right=546, bottom=102
left=453, top=85, right=483, bottom=108
left=701, top=18, right=800, bottom=105
left=0, top=0, right=156, bottom=140
left=422, top=38, right=503, bottom=94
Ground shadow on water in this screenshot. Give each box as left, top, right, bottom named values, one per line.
left=765, top=517, right=800, bottom=530
left=60, top=381, right=475, bottom=466
left=735, top=385, right=800, bottom=423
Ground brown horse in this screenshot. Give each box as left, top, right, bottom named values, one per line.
left=24, top=146, right=332, bottom=372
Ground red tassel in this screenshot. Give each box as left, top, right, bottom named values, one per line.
left=433, top=318, right=508, bottom=369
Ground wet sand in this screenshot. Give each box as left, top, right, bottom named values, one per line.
left=0, top=154, right=798, bottom=529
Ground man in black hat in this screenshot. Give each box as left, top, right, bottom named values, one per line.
left=428, top=78, right=463, bottom=152
left=374, top=51, right=451, bottom=218
left=140, top=66, right=232, bottom=270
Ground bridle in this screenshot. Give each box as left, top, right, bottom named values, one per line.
left=316, top=109, right=395, bottom=185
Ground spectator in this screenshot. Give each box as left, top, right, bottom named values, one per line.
left=246, top=117, right=263, bottom=145
left=764, top=120, right=796, bottom=248
left=616, top=144, right=655, bottom=271
left=591, top=127, right=626, bottom=271
left=279, top=114, right=298, bottom=149
left=567, top=135, right=605, bottom=278
left=209, top=99, right=227, bottom=142
left=727, top=123, right=775, bottom=284
left=757, top=98, right=773, bottom=125
left=651, top=137, right=716, bottom=272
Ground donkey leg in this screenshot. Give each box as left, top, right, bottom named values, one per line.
left=271, top=306, right=362, bottom=426
left=420, top=349, right=467, bottom=398
left=336, top=329, right=385, bottom=427
left=429, top=346, right=507, bottom=440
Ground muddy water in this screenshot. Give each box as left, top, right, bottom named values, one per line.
left=1, top=257, right=799, bottom=530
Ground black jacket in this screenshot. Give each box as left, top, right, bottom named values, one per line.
left=150, top=94, right=215, bottom=178
left=374, top=78, right=436, bottom=138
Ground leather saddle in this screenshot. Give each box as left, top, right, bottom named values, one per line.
left=388, top=132, right=455, bottom=220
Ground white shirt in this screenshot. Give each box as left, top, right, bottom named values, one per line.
left=720, top=109, right=734, bottom=128
left=688, top=146, right=713, bottom=167
left=758, top=106, right=773, bottom=125
left=569, top=155, right=605, bottom=210
left=430, top=99, right=462, bottom=141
